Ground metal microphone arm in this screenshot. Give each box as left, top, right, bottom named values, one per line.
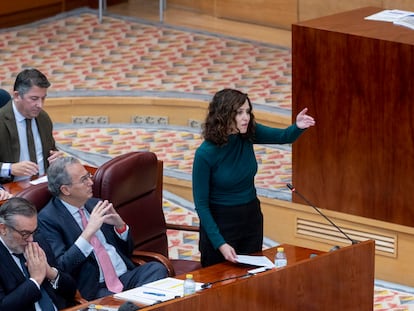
left=287, top=183, right=358, bottom=245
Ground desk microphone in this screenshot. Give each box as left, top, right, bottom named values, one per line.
left=118, top=301, right=140, bottom=311
left=287, top=183, right=358, bottom=248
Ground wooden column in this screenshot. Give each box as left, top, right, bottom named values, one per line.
left=292, top=7, right=414, bottom=227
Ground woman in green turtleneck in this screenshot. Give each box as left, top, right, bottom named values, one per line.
left=192, top=89, right=315, bottom=267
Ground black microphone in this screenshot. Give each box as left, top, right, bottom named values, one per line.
left=287, top=183, right=358, bottom=247
left=118, top=301, right=140, bottom=311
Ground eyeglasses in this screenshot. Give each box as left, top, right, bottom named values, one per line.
left=7, top=224, right=38, bottom=240
left=71, top=172, right=93, bottom=185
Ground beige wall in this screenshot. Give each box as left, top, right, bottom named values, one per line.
left=168, top=0, right=414, bottom=29
left=298, top=0, right=381, bottom=21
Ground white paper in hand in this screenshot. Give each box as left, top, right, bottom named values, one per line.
left=235, top=255, right=275, bottom=268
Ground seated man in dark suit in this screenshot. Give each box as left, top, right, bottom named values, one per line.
left=0, top=68, right=64, bottom=183
left=38, top=156, right=168, bottom=300
left=0, top=197, right=77, bottom=310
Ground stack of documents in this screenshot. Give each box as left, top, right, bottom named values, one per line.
left=365, top=9, right=414, bottom=30
left=114, top=277, right=204, bottom=305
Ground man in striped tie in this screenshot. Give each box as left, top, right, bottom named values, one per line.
left=0, top=197, right=77, bottom=310
left=38, top=157, right=168, bottom=300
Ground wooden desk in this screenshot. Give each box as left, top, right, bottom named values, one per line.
left=292, top=7, right=414, bottom=227
left=63, top=241, right=374, bottom=310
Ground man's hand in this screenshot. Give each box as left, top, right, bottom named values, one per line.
left=25, top=242, right=47, bottom=285
left=11, top=161, right=39, bottom=177
left=0, top=189, right=12, bottom=200
left=81, top=200, right=124, bottom=241
left=102, top=201, right=125, bottom=228
left=47, top=150, right=64, bottom=164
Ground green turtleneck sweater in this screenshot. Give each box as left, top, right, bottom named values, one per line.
left=192, top=123, right=305, bottom=249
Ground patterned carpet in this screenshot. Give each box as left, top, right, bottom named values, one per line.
left=1, top=9, right=413, bottom=309
left=0, top=8, right=292, bottom=115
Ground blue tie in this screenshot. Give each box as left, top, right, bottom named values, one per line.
left=14, top=253, right=55, bottom=311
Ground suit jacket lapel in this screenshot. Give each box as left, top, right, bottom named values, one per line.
left=3, top=104, right=20, bottom=162
left=0, top=242, right=26, bottom=286
left=53, top=198, right=83, bottom=241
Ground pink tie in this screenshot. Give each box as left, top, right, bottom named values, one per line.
left=78, top=208, right=123, bottom=293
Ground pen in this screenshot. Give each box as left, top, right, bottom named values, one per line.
left=143, top=291, right=166, bottom=297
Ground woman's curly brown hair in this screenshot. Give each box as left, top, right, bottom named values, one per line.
left=202, top=89, right=256, bottom=146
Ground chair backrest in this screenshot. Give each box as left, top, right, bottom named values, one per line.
left=0, top=89, right=11, bottom=108
left=92, top=151, right=169, bottom=257
left=16, top=182, right=51, bottom=212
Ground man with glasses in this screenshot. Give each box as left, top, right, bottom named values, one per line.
left=38, top=156, right=168, bottom=300
left=0, top=68, right=64, bottom=183
left=0, top=197, right=77, bottom=310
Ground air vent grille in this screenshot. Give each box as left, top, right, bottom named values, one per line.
left=296, top=218, right=396, bottom=256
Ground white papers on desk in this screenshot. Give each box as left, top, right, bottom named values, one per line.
left=393, top=14, right=414, bottom=30
left=29, top=175, right=48, bottom=185
left=114, top=277, right=204, bottom=305
left=364, top=9, right=413, bottom=22
left=235, top=255, right=275, bottom=268
left=365, top=9, right=414, bottom=30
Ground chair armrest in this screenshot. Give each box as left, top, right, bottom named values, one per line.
left=166, top=223, right=199, bottom=232
left=131, top=250, right=176, bottom=277
left=74, top=290, right=88, bottom=305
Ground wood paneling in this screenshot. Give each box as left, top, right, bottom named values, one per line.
left=383, top=0, right=414, bottom=10
left=167, top=0, right=215, bottom=15
left=0, top=0, right=126, bottom=28
left=0, top=0, right=62, bottom=14
left=292, top=7, right=414, bottom=227
left=216, top=0, right=297, bottom=29
left=0, top=0, right=63, bottom=28
left=167, top=0, right=414, bottom=30
left=298, top=0, right=381, bottom=21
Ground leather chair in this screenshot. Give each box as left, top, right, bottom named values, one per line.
left=92, top=151, right=201, bottom=276
left=16, top=182, right=51, bottom=212
left=0, top=88, right=11, bottom=108
left=15, top=164, right=177, bottom=272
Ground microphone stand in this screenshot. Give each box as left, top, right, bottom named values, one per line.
left=201, top=273, right=252, bottom=289
left=287, top=183, right=358, bottom=247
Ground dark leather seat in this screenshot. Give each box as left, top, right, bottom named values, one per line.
left=16, top=182, right=51, bottom=212
left=0, top=89, right=11, bottom=108
left=92, top=151, right=201, bottom=276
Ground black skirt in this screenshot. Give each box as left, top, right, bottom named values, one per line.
left=199, top=197, right=263, bottom=267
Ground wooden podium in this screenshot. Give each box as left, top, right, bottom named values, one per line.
left=291, top=7, right=414, bottom=227
left=63, top=241, right=374, bottom=310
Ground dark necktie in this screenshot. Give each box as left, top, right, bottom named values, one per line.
left=14, top=253, right=55, bottom=311
left=25, top=118, right=37, bottom=164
